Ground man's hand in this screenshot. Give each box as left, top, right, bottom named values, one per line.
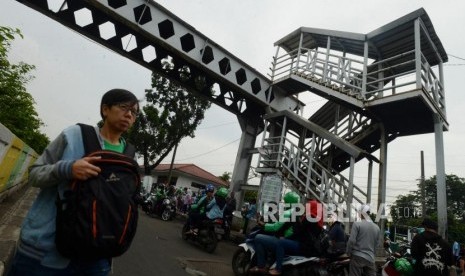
left=72, top=156, right=101, bottom=180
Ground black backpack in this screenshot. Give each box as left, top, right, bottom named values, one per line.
left=55, top=124, right=141, bottom=260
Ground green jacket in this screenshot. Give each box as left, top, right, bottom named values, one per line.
left=264, top=209, right=294, bottom=238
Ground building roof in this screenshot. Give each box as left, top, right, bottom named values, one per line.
left=153, top=163, right=229, bottom=187
left=274, top=8, right=447, bottom=66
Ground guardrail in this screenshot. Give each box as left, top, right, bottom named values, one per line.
left=270, top=45, right=445, bottom=111
left=0, top=123, right=38, bottom=203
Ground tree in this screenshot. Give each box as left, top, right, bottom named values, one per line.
left=413, top=174, right=465, bottom=219
left=0, top=26, right=49, bottom=153
left=388, top=174, right=465, bottom=243
left=244, top=190, right=258, bottom=203
left=218, top=172, right=231, bottom=182
left=389, top=193, right=421, bottom=224
left=127, top=65, right=211, bottom=175
left=389, top=174, right=465, bottom=222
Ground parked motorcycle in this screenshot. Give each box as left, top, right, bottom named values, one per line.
left=232, top=231, right=349, bottom=276
left=141, top=193, right=176, bottom=221
left=181, top=219, right=218, bottom=253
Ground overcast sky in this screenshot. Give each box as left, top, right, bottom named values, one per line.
left=1, top=0, right=464, bottom=207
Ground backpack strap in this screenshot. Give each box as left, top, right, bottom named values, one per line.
left=77, top=123, right=102, bottom=154
left=123, top=142, right=136, bottom=158
left=77, top=123, right=136, bottom=158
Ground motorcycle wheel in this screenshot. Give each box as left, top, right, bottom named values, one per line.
left=161, top=209, right=171, bottom=221
left=204, top=230, right=218, bottom=253
left=232, top=247, right=252, bottom=276
left=181, top=223, right=189, bottom=240
left=170, top=210, right=176, bottom=220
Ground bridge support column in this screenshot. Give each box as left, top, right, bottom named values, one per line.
left=434, top=114, right=447, bottom=238
left=230, top=118, right=261, bottom=210
left=377, top=125, right=388, bottom=256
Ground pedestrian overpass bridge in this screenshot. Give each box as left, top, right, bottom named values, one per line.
left=14, top=0, right=449, bottom=233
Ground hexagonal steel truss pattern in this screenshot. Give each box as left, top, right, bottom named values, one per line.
left=19, top=0, right=303, bottom=119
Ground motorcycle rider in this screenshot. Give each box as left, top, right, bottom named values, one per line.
left=249, top=192, right=324, bottom=275
left=326, top=212, right=347, bottom=257
left=187, top=186, right=229, bottom=234
left=192, top=184, right=215, bottom=213
left=152, top=182, right=167, bottom=212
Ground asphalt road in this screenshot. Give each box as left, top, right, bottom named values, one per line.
left=112, top=212, right=238, bottom=276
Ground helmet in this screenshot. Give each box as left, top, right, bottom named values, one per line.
left=394, top=258, right=413, bottom=275
left=283, top=191, right=300, bottom=204
left=206, top=184, right=215, bottom=193
left=215, top=187, right=228, bottom=198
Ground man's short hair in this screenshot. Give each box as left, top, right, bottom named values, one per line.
left=100, top=88, right=139, bottom=119
left=421, top=218, right=438, bottom=231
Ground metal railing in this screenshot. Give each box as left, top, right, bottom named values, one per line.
left=270, top=46, right=445, bottom=114
left=257, top=136, right=366, bottom=208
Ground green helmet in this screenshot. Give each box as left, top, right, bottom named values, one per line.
left=394, top=258, right=413, bottom=276
left=216, top=187, right=228, bottom=198
left=283, top=191, right=300, bottom=204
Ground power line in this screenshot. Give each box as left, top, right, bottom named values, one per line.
left=177, top=138, right=240, bottom=161
left=197, top=121, right=236, bottom=129
left=448, top=54, right=465, bottom=61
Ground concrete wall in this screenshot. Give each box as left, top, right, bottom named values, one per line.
left=0, top=123, right=38, bottom=203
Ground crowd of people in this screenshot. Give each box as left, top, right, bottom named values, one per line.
left=245, top=192, right=459, bottom=276
left=145, top=182, right=237, bottom=219
left=248, top=192, right=348, bottom=275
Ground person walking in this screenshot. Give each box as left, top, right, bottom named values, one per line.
left=241, top=198, right=257, bottom=234
left=8, top=89, right=139, bottom=276
left=346, top=204, right=380, bottom=276
left=411, top=218, right=453, bottom=276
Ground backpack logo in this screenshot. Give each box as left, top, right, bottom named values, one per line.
left=106, top=173, right=120, bottom=182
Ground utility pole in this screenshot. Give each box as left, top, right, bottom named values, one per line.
left=420, top=151, right=426, bottom=217
left=167, top=143, right=179, bottom=185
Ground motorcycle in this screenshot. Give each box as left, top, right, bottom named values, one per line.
left=181, top=219, right=218, bottom=253
left=380, top=244, right=413, bottom=276
left=141, top=193, right=176, bottom=221
left=232, top=230, right=349, bottom=276
left=213, top=213, right=232, bottom=241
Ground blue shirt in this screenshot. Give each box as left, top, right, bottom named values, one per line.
left=205, top=198, right=225, bottom=220
left=245, top=203, right=257, bottom=219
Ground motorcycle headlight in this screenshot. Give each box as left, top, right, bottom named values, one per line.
left=163, top=198, right=170, bottom=205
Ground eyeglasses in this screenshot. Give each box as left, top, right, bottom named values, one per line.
left=116, top=103, right=138, bottom=117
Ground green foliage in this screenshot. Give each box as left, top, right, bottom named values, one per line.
left=244, top=190, right=258, bottom=203
left=389, top=194, right=421, bottom=224
left=0, top=26, right=49, bottom=153
left=218, top=172, right=231, bottom=182
left=127, top=67, right=211, bottom=174
left=389, top=174, right=465, bottom=243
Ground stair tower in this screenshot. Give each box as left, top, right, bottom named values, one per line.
left=256, top=8, right=448, bottom=226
